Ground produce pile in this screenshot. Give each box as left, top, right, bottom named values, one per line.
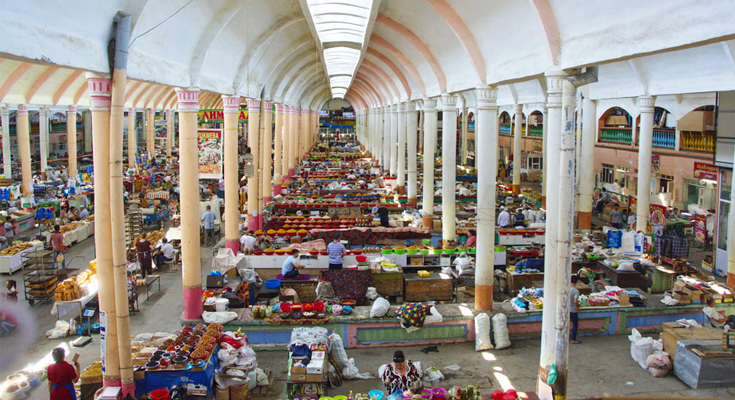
left=54, top=260, right=97, bottom=301
left=144, top=229, right=166, bottom=245
left=0, top=242, right=33, bottom=256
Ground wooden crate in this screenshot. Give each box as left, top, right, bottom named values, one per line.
left=369, top=272, right=404, bottom=297
left=281, top=280, right=318, bottom=303
left=506, top=272, right=544, bottom=294
left=403, top=272, right=453, bottom=302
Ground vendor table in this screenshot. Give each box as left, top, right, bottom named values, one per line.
left=51, top=285, right=99, bottom=319
left=139, top=275, right=161, bottom=301
left=0, top=241, right=44, bottom=274
left=322, top=269, right=371, bottom=304
left=650, top=265, right=676, bottom=293
left=309, top=226, right=431, bottom=246
left=369, top=271, right=404, bottom=297
left=673, top=340, right=735, bottom=389
left=506, top=272, right=545, bottom=294
left=661, top=323, right=723, bottom=361
left=134, top=346, right=219, bottom=398
left=403, top=272, right=453, bottom=302
left=597, top=261, right=645, bottom=289
left=280, top=278, right=319, bottom=303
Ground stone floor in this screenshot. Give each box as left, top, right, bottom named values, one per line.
left=3, top=227, right=735, bottom=399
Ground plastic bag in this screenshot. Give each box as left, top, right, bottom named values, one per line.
left=45, top=320, right=71, bottom=339
left=255, top=368, right=269, bottom=386
left=492, top=313, right=511, bottom=349
left=329, top=334, right=349, bottom=370
left=423, top=366, right=444, bottom=382
left=342, top=358, right=372, bottom=380
left=617, top=261, right=635, bottom=272
left=646, top=351, right=672, bottom=377
left=366, top=287, right=379, bottom=300
left=606, top=230, right=622, bottom=248
left=628, top=328, right=660, bottom=369
left=202, top=311, right=239, bottom=324
left=370, top=297, right=391, bottom=318
left=424, top=306, right=443, bottom=325
left=218, top=347, right=238, bottom=367
left=474, top=313, right=494, bottom=351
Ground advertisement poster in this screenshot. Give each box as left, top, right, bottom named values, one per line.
left=628, top=195, right=637, bottom=214
left=532, top=141, right=542, bottom=152
left=651, top=154, right=660, bottom=173
left=197, top=129, right=223, bottom=179
left=694, top=214, right=707, bottom=245
left=198, top=109, right=248, bottom=124
left=649, top=204, right=667, bottom=235
left=155, top=119, right=167, bottom=139
left=693, top=162, right=717, bottom=181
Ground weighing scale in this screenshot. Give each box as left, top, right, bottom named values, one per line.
left=71, top=308, right=96, bottom=347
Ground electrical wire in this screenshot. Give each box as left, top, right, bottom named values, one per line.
left=128, top=0, right=197, bottom=48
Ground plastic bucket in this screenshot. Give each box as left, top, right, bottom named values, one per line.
left=149, top=389, right=170, bottom=400
left=368, top=390, right=384, bottom=399
left=265, top=279, right=281, bottom=289
left=355, top=255, right=367, bottom=263
left=215, top=298, right=229, bottom=312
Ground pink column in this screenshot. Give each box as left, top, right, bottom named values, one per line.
left=223, top=95, right=241, bottom=254
left=247, top=99, right=261, bottom=232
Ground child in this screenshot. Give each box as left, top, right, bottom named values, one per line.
left=5, top=280, right=19, bottom=302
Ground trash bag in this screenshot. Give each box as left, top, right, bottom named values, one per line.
left=423, top=366, right=444, bottom=382
left=628, top=328, right=660, bottom=369
left=202, top=311, right=239, bottom=324
left=329, top=334, right=349, bottom=371
left=366, top=287, right=379, bottom=300
left=424, top=306, right=443, bottom=325
left=45, top=320, right=70, bottom=339
left=492, top=313, right=511, bottom=349
left=646, top=351, right=672, bottom=377
left=370, top=297, right=391, bottom=318
left=474, top=313, right=494, bottom=351
left=218, top=346, right=238, bottom=368
left=342, top=358, right=372, bottom=380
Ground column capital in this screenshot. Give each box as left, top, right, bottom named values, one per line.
left=638, top=95, right=655, bottom=113
left=423, top=97, right=437, bottom=112
left=17, top=104, right=29, bottom=116
left=263, top=101, right=273, bottom=110
left=175, top=88, right=200, bottom=113
left=441, top=94, right=458, bottom=110
left=246, top=98, right=261, bottom=112
left=221, top=95, right=240, bottom=113
left=165, top=109, right=172, bottom=116
left=68, top=105, right=78, bottom=114
left=398, top=102, right=407, bottom=112
left=405, top=101, right=416, bottom=111
left=514, top=103, right=523, bottom=114
left=476, top=87, right=498, bottom=110
left=128, top=108, right=135, bottom=114
left=147, top=108, right=155, bottom=116
left=0, top=107, right=9, bottom=117
left=275, top=104, right=284, bottom=113
left=85, top=72, right=112, bottom=110
left=545, top=70, right=567, bottom=109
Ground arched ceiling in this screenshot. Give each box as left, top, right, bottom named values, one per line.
left=1, top=0, right=735, bottom=113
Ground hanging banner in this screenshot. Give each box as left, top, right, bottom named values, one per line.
left=649, top=204, right=667, bottom=235
left=651, top=154, right=660, bottom=173
left=694, top=214, right=707, bottom=244
left=628, top=195, right=637, bottom=213
left=155, top=119, right=167, bottom=139
left=693, top=162, right=717, bottom=181
left=532, top=141, right=542, bottom=152
left=198, top=129, right=223, bottom=179
left=198, top=109, right=248, bottom=124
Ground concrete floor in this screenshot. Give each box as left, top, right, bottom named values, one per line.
left=3, top=228, right=735, bottom=399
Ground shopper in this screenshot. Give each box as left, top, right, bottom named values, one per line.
left=155, top=238, right=175, bottom=266
left=381, top=350, right=421, bottom=396
left=327, top=237, right=346, bottom=269
left=239, top=230, right=257, bottom=254
left=704, top=297, right=735, bottom=330
left=5, top=279, right=18, bottom=302
left=50, top=225, right=66, bottom=269
left=0, top=237, right=7, bottom=249
left=497, top=207, right=511, bottom=228
left=465, top=230, right=476, bottom=247
left=127, top=270, right=138, bottom=311
left=570, top=275, right=581, bottom=344
left=201, top=205, right=217, bottom=247
left=281, top=249, right=305, bottom=279
left=610, top=204, right=622, bottom=229
left=136, top=233, right=153, bottom=278
left=4, top=218, right=14, bottom=242
left=377, top=205, right=390, bottom=227
left=46, top=347, right=80, bottom=400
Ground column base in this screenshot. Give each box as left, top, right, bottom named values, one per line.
left=288, top=169, right=294, bottom=178
left=225, top=240, right=239, bottom=254
left=263, top=197, right=272, bottom=205
left=183, top=286, right=203, bottom=320
left=274, top=186, right=282, bottom=196
left=257, top=214, right=263, bottom=231
left=729, top=272, right=735, bottom=289
left=121, top=382, right=136, bottom=399
left=422, top=214, right=433, bottom=229
left=397, top=186, right=406, bottom=195
left=512, top=184, right=520, bottom=195
left=475, top=284, right=494, bottom=310
left=542, top=196, right=546, bottom=208
left=407, top=198, right=417, bottom=207
left=247, top=216, right=259, bottom=231
left=577, top=211, right=592, bottom=231
left=103, top=377, right=122, bottom=388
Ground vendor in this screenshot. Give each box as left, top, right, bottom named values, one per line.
left=154, top=238, right=175, bottom=266
left=127, top=270, right=138, bottom=311
left=0, top=237, right=7, bottom=249
left=78, top=206, right=89, bottom=220
left=281, top=249, right=305, bottom=279
left=381, top=350, right=421, bottom=396
left=4, top=218, right=14, bottom=242
left=465, top=230, right=476, bottom=247
left=327, top=236, right=346, bottom=270
left=377, top=205, right=389, bottom=227
left=239, top=230, right=257, bottom=254
left=704, top=297, right=735, bottom=329
left=513, top=208, right=526, bottom=227
left=136, top=233, right=153, bottom=278
left=46, top=347, right=80, bottom=400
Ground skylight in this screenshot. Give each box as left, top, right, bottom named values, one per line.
left=306, top=0, right=372, bottom=99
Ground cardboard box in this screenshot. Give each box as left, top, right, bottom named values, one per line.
left=289, top=373, right=306, bottom=382
left=673, top=291, right=691, bottom=305
left=290, top=360, right=306, bottom=374
left=229, top=383, right=249, bottom=400
left=618, top=292, right=630, bottom=306
left=673, top=280, right=686, bottom=291
left=306, top=358, right=325, bottom=375
left=306, top=373, right=324, bottom=383
left=682, top=286, right=702, bottom=303
left=432, top=219, right=442, bottom=231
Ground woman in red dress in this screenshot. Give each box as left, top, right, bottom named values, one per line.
left=47, top=347, right=80, bottom=400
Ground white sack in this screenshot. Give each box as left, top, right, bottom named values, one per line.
left=474, top=313, right=494, bottom=351
left=202, top=311, right=239, bottom=324
left=370, top=297, right=391, bottom=318
left=492, top=313, right=511, bottom=349
left=424, top=306, right=443, bottom=325
left=329, top=333, right=349, bottom=370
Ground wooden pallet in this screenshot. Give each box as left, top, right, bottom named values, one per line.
left=249, top=369, right=273, bottom=397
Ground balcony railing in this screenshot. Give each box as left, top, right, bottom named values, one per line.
left=500, top=124, right=511, bottom=134
left=652, top=129, right=676, bottom=149
left=680, top=131, right=714, bottom=153
left=528, top=126, right=543, bottom=137
left=599, top=128, right=632, bottom=144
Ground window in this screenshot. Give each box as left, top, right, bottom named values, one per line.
left=659, top=174, right=673, bottom=193
left=528, top=156, right=543, bottom=170
left=601, top=164, right=614, bottom=184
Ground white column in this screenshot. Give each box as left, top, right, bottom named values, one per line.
left=406, top=101, right=418, bottom=204
left=397, top=102, right=407, bottom=190
left=512, top=103, right=523, bottom=194
left=728, top=146, right=735, bottom=288
left=84, top=111, right=93, bottom=154
left=441, top=94, right=458, bottom=243
left=274, top=104, right=283, bottom=194
left=1, top=107, right=11, bottom=178
left=126, top=108, right=136, bottom=168
left=421, top=98, right=438, bottom=227
left=461, top=106, right=469, bottom=165
left=17, top=105, right=32, bottom=195
left=383, top=107, right=391, bottom=172
left=538, top=71, right=565, bottom=384
left=636, top=96, right=655, bottom=232
left=419, top=109, right=425, bottom=152
left=165, top=109, right=173, bottom=157
left=541, top=106, right=548, bottom=206
left=39, top=107, right=49, bottom=172
left=390, top=104, right=398, bottom=177
left=579, top=97, right=597, bottom=230
left=246, top=99, right=261, bottom=231
left=474, top=87, right=499, bottom=310
left=261, top=101, right=273, bottom=203
left=67, top=106, right=78, bottom=178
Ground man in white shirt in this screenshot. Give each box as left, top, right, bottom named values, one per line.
left=497, top=207, right=511, bottom=228
left=155, top=238, right=176, bottom=266
left=78, top=206, right=89, bottom=219
left=239, top=230, right=257, bottom=253
left=703, top=297, right=735, bottom=330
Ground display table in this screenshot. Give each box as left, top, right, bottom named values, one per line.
left=134, top=345, right=219, bottom=398
left=498, top=232, right=545, bottom=246
left=369, top=271, right=404, bottom=297
left=597, top=261, right=645, bottom=289
left=660, top=323, right=723, bottom=361
left=139, top=275, right=161, bottom=301
left=279, top=277, right=319, bottom=303
left=322, top=269, right=371, bottom=304
left=308, top=226, right=431, bottom=246
left=51, top=284, right=99, bottom=319
left=650, top=265, right=676, bottom=293
left=673, top=340, right=735, bottom=389
left=403, top=272, right=453, bottom=302
left=0, top=241, right=44, bottom=274
left=507, top=271, right=545, bottom=294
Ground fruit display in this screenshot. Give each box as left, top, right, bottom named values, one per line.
left=0, top=242, right=33, bottom=256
